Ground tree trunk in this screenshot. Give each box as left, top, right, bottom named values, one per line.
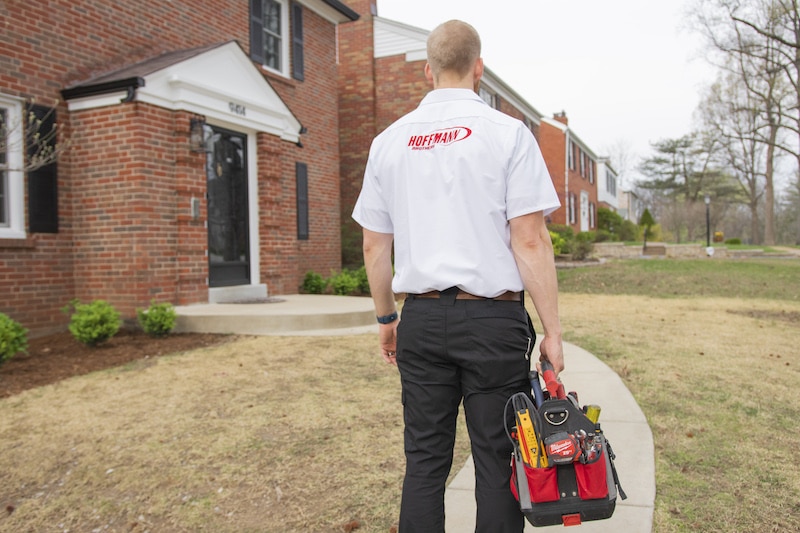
left=763, top=123, right=778, bottom=245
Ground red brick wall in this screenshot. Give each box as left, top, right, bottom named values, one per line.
left=540, top=122, right=568, bottom=226
left=539, top=120, right=598, bottom=231
left=337, top=0, right=378, bottom=267
left=1, top=0, right=345, bottom=334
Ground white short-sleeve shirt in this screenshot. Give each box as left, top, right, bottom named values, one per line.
left=352, top=88, right=560, bottom=297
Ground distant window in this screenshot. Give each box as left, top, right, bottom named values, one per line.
left=568, top=193, right=576, bottom=224
left=579, top=150, right=585, bottom=177
left=478, top=86, right=496, bottom=108
left=250, top=0, right=301, bottom=79
left=606, top=170, right=617, bottom=196
left=0, top=95, right=25, bottom=238
left=588, top=158, right=594, bottom=184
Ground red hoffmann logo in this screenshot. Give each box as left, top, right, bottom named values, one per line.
left=407, top=126, right=472, bottom=150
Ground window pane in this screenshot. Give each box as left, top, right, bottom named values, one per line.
left=262, top=0, right=282, bottom=70
left=265, top=0, right=281, bottom=33
left=265, top=35, right=280, bottom=70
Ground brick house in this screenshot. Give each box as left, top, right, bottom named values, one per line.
left=1, top=0, right=358, bottom=336
left=540, top=113, right=599, bottom=232
left=337, top=1, right=549, bottom=266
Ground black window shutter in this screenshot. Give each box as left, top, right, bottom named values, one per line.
left=291, top=2, right=304, bottom=81
left=249, top=0, right=265, bottom=64
left=296, top=162, right=309, bottom=240
left=494, top=94, right=502, bottom=110
left=27, top=104, right=58, bottom=234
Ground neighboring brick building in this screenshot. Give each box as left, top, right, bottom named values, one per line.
left=540, top=113, right=599, bottom=232
left=338, top=1, right=548, bottom=266
left=1, top=0, right=358, bottom=335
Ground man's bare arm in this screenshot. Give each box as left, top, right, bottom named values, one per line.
left=509, top=211, right=564, bottom=375
left=362, top=228, right=398, bottom=365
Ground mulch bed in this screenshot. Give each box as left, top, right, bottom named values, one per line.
left=0, top=329, right=232, bottom=398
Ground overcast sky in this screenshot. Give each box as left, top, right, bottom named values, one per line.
left=376, top=0, right=718, bottom=183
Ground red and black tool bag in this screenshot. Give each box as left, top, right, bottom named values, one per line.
left=505, top=392, right=626, bottom=527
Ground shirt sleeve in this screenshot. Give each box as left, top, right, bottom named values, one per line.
left=505, top=125, right=561, bottom=220
left=352, top=148, right=394, bottom=234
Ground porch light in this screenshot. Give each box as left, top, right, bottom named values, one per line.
left=189, top=117, right=208, bottom=153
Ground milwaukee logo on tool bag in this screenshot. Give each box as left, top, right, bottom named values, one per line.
left=407, top=127, right=472, bottom=150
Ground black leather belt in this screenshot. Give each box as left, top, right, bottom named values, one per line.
left=412, top=289, right=521, bottom=302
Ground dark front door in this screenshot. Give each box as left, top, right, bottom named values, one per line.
left=206, top=126, right=250, bottom=287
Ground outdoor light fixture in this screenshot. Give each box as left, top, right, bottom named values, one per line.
left=704, top=195, right=712, bottom=254
left=189, top=116, right=207, bottom=153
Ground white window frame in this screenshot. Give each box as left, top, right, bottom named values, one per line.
left=0, top=94, right=26, bottom=239
left=261, top=0, right=290, bottom=78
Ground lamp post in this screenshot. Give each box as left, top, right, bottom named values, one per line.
left=704, top=195, right=712, bottom=256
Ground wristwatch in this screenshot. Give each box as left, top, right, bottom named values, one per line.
left=376, top=311, right=398, bottom=324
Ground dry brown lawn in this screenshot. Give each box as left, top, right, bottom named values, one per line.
left=2, top=262, right=799, bottom=532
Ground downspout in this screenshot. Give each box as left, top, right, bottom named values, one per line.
left=564, top=128, right=570, bottom=226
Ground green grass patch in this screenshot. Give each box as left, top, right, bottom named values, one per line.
left=558, top=258, right=800, bottom=300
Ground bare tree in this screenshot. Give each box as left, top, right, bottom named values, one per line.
left=698, top=71, right=773, bottom=243
left=0, top=100, right=64, bottom=172
left=690, top=0, right=799, bottom=244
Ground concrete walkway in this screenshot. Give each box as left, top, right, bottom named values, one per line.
left=175, top=295, right=655, bottom=531
left=445, top=340, right=655, bottom=532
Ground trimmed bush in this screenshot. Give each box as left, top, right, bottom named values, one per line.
left=329, top=269, right=359, bottom=296
left=355, top=265, right=370, bottom=295
left=64, top=299, right=121, bottom=347
left=302, top=271, right=327, bottom=294
left=572, top=232, right=595, bottom=261
left=548, top=224, right=575, bottom=255
left=137, top=300, right=177, bottom=337
left=0, top=313, right=28, bottom=365
left=549, top=230, right=567, bottom=255
left=725, top=238, right=742, bottom=245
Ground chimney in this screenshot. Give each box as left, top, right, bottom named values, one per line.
left=553, top=110, right=568, bottom=125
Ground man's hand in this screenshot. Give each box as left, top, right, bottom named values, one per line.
left=537, top=333, right=564, bottom=378
left=379, top=321, right=399, bottom=365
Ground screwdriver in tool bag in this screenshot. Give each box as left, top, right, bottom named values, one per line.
left=541, top=360, right=566, bottom=399
left=528, top=370, right=545, bottom=407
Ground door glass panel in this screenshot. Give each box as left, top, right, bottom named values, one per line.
left=206, top=126, right=250, bottom=287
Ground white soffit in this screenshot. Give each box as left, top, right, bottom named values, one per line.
left=68, top=42, right=302, bottom=143
left=374, top=17, right=428, bottom=60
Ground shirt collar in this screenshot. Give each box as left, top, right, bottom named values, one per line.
left=419, top=88, right=486, bottom=106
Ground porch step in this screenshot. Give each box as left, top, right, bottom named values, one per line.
left=174, top=294, right=377, bottom=336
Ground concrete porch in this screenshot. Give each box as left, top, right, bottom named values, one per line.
left=174, top=294, right=378, bottom=336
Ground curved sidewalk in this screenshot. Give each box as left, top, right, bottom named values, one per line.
left=445, top=340, right=656, bottom=532
left=173, top=295, right=655, bottom=531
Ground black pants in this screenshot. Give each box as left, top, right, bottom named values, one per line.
left=396, top=290, right=531, bottom=533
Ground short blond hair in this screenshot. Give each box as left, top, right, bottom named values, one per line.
left=426, top=20, right=481, bottom=82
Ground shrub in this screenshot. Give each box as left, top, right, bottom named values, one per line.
left=354, top=265, right=370, bottom=295
left=593, top=229, right=613, bottom=243
left=725, top=238, right=742, bottom=245
left=329, top=269, right=359, bottom=296
left=0, top=313, right=28, bottom=365
left=64, top=299, right=121, bottom=347
left=302, top=271, right=327, bottom=294
left=137, top=300, right=177, bottom=337
left=572, top=232, right=595, bottom=261
left=548, top=224, right=575, bottom=255
left=549, top=230, right=567, bottom=255
left=618, top=220, right=639, bottom=242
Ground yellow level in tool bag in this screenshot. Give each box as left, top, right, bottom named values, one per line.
left=515, top=408, right=548, bottom=467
